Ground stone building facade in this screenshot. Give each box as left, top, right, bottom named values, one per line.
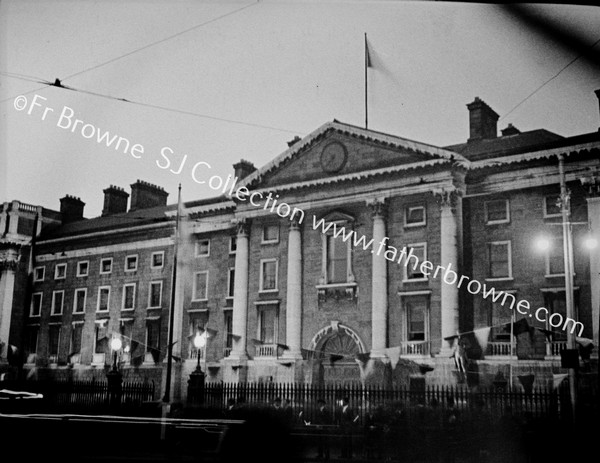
left=2, top=94, right=599, bottom=401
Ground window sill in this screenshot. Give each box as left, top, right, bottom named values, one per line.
left=147, top=306, right=163, bottom=309
left=545, top=274, right=570, bottom=278
left=485, top=277, right=514, bottom=282
left=404, top=222, right=426, bottom=228
left=316, top=282, right=357, bottom=289
left=121, top=307, right=135, bottom=312
left=402, top=278, right=428, bottom=283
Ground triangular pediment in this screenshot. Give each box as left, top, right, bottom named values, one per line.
left=240, top=121, right=465, bottom=191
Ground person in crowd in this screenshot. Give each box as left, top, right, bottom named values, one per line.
left=337, top=397, right=358, bottom=459
left=314, top=399, right=332, bottom=460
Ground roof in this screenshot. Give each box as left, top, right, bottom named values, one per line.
left=239, top=120, right=468, bottom=189
left=445, top=129, right=564, bottom=161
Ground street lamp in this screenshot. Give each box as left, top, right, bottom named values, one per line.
left=193, top=331, right=206, bottom=373
left=110, top=337, right=122, bottom=372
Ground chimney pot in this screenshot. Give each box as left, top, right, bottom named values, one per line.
left=129, top=180, right=168, bottom=211
left=102, top=185, right=129, bottom=216
left=60, top=195, right=85, bottom=224
left=466, top=97, right=499, bottom=142
left=233, top=160, right=257, bottom=181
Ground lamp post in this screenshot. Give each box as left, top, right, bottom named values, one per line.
left=107, top=337, right=123, bottom=410
left=187, top=331, right=206, bottom=405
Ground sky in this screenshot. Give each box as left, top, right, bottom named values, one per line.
left=1, top=1, right=600, bottom=218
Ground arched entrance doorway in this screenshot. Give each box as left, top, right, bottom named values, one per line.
left=309, top=323, right=365, bottom=386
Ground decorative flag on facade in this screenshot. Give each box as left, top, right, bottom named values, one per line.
left=385, top=346, right=401, bottom=370
left=473, top=327, right=492, bottom=352
left=552, top=373, right=568, bottom=389
left=518, top=374, right=535, bottom=394
left=355, top=352, right=371, bottom=363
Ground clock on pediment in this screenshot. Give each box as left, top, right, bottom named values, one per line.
left=320, top=141, right=347, bottom=173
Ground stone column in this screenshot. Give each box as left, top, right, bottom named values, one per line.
left=587, top=196, right=600, bottom=348
left=7, top=201, right=20, bottom=236
left=437, top=189, right=461, bottom=355
left=368, top=199, right=388, bottom=356
left=230, top=220, right=250, bottom=360
left=0, top=248, right=19, bottom=362
left=283, top=219, right=303, bottom=359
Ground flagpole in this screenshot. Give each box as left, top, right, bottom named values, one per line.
left=364, top=32, right=369, bottom=130
left=509, top=310, right=514, bottom=391
left=163, top=183, right=181, bottom=404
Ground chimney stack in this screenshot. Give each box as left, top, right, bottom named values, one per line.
left=129, top=180, right=168, bottom=211
left=233, top=160, right=257, bottom=180
left=501, top=123, right=521, bottom=137
left=467, top=97, right=499, bottom=142
left=102, top=185, right=129, bottom=216
left=60, top=195, right=85, bottom=224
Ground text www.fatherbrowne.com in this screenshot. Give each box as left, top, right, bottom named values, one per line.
left=311, top=216, right=584, bottom=337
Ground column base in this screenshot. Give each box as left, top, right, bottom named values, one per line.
left=280, top=350, right=304, bottom=361
left=368, top=349, right=388, bottom=359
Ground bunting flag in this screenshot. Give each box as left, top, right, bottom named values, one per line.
left=576, top=337, right=594, bottom=361
left=330, top=354, right=344, bottom=364
left=250, top=338, right=264, bottom=345
left=538, top=328, right=554, bottom=341
left=355, top=352, right=371, bottom=363
left=518, top=374, right=535, bottom=394
left=505, top=318, right=530, bottom=336
left=575, top=336, right=594, bottom=348
left=230, top=334, right=242, bottom=341
left=365, top=35, right=373, bottom=68
left=473, top=327, right=491, bottom=352
left=385, top=346, right=401, bottom=370
left=418, top=364, right=435, bottom=375
left=205, top=327, right=219, bottom=338
left=276, top=343, right=290, bottom=351
left=552, top=373, right=568, bottom=390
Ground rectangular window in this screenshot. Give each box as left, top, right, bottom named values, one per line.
left=70, top=323, right=83, bottom=356
left=55, top=263, right=67, bottom=280
left=151, top=251, right=164, bottom=269
left=489, top=299, right=513, bottom=342
left=125, top=255, right=138, bottom=271
left=97, top=286, right=110, bottom=312
left=51, top=290, right=64, bottom=315
left=406, top=296, right=428, bottom=341
left=77, top=261, right=89, bottom=277
left=146, top=319, right=161, bottom=358
left=100, top=258, right=113, bottom=274
left=544, top=194, right=562, bottom=218
left=229, top=236, right=237, bottom=254
left=94, top=322, right=108, bottom=354
left=119, top=320, right=134, bottom=354
left=258, top=305, right=278, bottom=344
left=188, top=312, right=208, bottom=358
left=24, top=326, right=38, bottom=361
left=488, top=241, right=512, bottom=279
left=485, top=199, right=510, bottom=224
left=546, top=239, right=565, bottom=276
left=73, top=288, right=87, bottom=314
left=326, top=234, right=348, bottom=284
left=262, top=224, right=279, bottom=244
left=404, top=243, right=427, bottom=281
left=227, top=268, right=235, bottom=299
left=48, top=325, right=61, bottom=362
left=192, top=272, right=208, bottom=301
left=224, top=310, right=233, bottom=351
left=122, top=283, right=136, bottom=310
left=405, top=205, right=426, bottom=227
left=260, top=259, right=278, bottom=292
left=34, top=266, right=45, bottom=282
left=30, top=292, right=43, bottom=317
left=195, top=239, right=210, bottom=257
left=148, top=281, right=163, bottom=308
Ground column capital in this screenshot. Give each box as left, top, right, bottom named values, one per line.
left=289, top=218, right=302, bottom=231
left=366, top=197, right=387, bottom=219
left=433, top=188, right=462, bottom=211
left=235, top=219, right=251, bottom=236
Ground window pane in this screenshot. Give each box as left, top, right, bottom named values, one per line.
left=31, top=294, right=42, bottom=316
left=262, top=261, right=277, bottom=290
left=486, top=200, right=508, bottom=222
left=224, top=312, right=233, bottom=349
left=150, top=283, right=162, bottom=306
left=95, top=324, right=107, bottom=353
left=197, top=240, right=210, bottom=256
left=489, top=243, right=510, bottom=278
left=490, top=301, right=511, bottom=341
left=407, top=298, right=426, bottom=341
left=194, top=274, right=207, bottom=300
left=126, top=256, right=137, bottom=270
left=52, top=292, right=63, bottom=314
left=263, top=225, right=278, bottom=242
left=259, top=308, right=276, bottom=343
left=152, top=253, right=164, bottom=267
left=548, top=241, right=565, bottom=274
left=545, top=195, right=561, bottom=216
left=99, top=288, right=110, bottom=311
left=146, top=321, right=160, bottom=351
left=71, top=325, right=82, bottom=354
left=406, top=207, right=425, bottom=225
left=228, top=269, right=235, bottom=297
left=48, top=326, right=60, bottom=356
left=74, top=290, right=85, bottom=313
left=124, top=285, right=135, bottom=309
left=327, top=235, right=348, bottom=283
left=407, top=246, right=426, bottom=279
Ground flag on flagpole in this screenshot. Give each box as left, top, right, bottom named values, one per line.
left=365, top=36, right=373, bottom=69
